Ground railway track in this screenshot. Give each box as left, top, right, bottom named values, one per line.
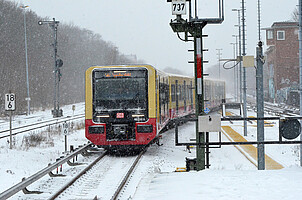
left=55, top=150, right=145, bottom=200
left=0, top=143, right=97, bottom=199
left=0, top=113, right=84, bottom=139
left=0, top=146, right=145, bottom=200
left=246, top=96, right=299, bottom=117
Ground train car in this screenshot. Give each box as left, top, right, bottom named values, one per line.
left=204, top=78, right=226, bottom=110
left=158, top=73, right=195, bottom=130
left=85, top=65, right=225, bottom=151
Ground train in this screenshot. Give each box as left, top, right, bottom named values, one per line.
left=85, top=65, right=225, bottom=152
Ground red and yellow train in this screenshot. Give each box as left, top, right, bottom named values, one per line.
left=85, top=65, right=225, bottom=151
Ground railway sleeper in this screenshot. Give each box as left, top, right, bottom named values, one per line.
left=48, top=171, right=66, bottom=177
left=67, top=160, right=84, bottom=166
left=80, top=149, right=101, bottom=157
left=21, top=178, right=43, bottom=194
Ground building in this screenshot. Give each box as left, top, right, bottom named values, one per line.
left=264, top=21, right=299, bottom=105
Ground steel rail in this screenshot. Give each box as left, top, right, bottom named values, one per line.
left=0, top=114, right=84, bottom=139
left=49, top=150, right=107, bottom=200
left=0, top=143, right=92, bottom=200
left=111, top=150, right=146, bottom=200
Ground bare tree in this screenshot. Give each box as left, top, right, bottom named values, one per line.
left=0, top=0, right=138, bottom=115
left=292, top=7, right=298, bottom=22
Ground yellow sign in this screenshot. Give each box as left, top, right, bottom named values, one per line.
left=243, top=56, right=255, bottom=67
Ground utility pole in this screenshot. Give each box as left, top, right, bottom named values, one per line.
left=216, top=49, right=223, bottom=79
left=299, top=0, right=302, bottom=167
left=232, top=35, right=239, bottom=102
left=233, top=9, right=243, bottom=104
left=256, top=41, right=265, bottom=170
left=168, top=0, right=224, bottom=170
left=241, top=0, right=248, bottom=136
left=20, top=5, right=30, bottom=115
left=230, top=42, right=237, bottom=101
left=38, top=18, right=63, bottom=118
left=256, top=0, right=265, bottom=170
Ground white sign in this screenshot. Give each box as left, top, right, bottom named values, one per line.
left=62, top=122, right=69, bottom=135
left=198, top=115, right=221, bottom=132
left=5, top=93, right=15, bottom=111
left=172, top=0, right=186, bottom=15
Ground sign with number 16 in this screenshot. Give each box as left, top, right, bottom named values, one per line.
left=5, top=93, right=15, bottom=111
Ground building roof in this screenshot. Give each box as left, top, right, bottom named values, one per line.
left=262, top=21, right=298, bottom=30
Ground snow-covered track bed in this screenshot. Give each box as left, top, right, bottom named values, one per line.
left=0, top=113, right=84, bottom=139
left=0, top=143, right=103, bottom=199
left=246, top=98, right=299, bottom=117
left=55, top=150, right=145, bottom=200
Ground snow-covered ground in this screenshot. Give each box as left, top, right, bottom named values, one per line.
left=0, top=103, right=302, bottom=199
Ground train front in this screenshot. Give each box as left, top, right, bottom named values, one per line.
left=85, top=66, right=157, bottom=151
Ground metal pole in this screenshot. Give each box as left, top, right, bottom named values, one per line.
left=21, top=5, right=30, bottom=115
left=9, top=111, right=12, bottom=149
left=242, top=0, right=247, bottom=136
left=54, top=20, right=60, bottom=116
left=233, top=35, right=239, bottom=102
left=52, top=20, right=57, bottom=117
left=216, top=49, right=222, bottom=79
left=195, top=36, right=205, bottom=170
left=237, top=10, right=243, bottom=104
left=299, top=0, right=302, bottom=167
left=256, top=0, right=265, bottom=170
left=256, top=41, right=265, bottom=170
left=205, top=132, right=210, bottom=168
left=231, top=43, right=236, bottom=101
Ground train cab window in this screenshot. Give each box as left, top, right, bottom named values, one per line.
left=92, top=69, right=148, bottom=122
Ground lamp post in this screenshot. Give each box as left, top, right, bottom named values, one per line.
left=20, top=5, right=30, bottom=115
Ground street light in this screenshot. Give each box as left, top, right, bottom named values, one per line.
left=20, top=5, right=30, bottom=115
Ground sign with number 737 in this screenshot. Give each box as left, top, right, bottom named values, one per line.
left=172, top=0, right=186, bottom=15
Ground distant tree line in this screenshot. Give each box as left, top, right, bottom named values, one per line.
left=0, top=0, right=137, bottom=115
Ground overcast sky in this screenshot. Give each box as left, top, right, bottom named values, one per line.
left=11, top=0, right=297, bottom=75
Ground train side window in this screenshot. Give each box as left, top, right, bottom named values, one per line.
left=171, top=84, right=176, bottom=102
left=178, top=85, right=182, bottom=101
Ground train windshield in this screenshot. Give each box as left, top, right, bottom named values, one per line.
left=93, top=69, right=148, bottom=111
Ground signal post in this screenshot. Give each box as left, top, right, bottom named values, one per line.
left=167, top=0, right=224, bottom=170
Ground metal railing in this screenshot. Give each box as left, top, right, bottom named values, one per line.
left=0, top=143, right=92, bottom=200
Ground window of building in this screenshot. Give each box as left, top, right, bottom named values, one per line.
left=277, top=30, right=285, bottom=40
left=267, top=30, right=273, bottom=39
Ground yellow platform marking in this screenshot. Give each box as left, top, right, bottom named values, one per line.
left=222, top=126, right=284, bottom=170
left=175, top=167, right=187, bottom=172
left=248, top=116, right=275, bottom=126
left=250, top=124, right=275, bottom=128
left=225, top=111, right=233, bottom=116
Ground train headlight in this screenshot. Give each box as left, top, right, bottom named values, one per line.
left=96, top=114, right=110, bottom=118
left=132, top=114, right=145, bottom=122
left=137, top=125, right=153, bottom=133
left=89, top=126, right=105, bottom=134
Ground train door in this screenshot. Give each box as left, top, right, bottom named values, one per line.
left=184, top=80, right=187, bottom=112
left=175, top=80, right=179, bottom=115
left=158, top=75, right=161, bottom=124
